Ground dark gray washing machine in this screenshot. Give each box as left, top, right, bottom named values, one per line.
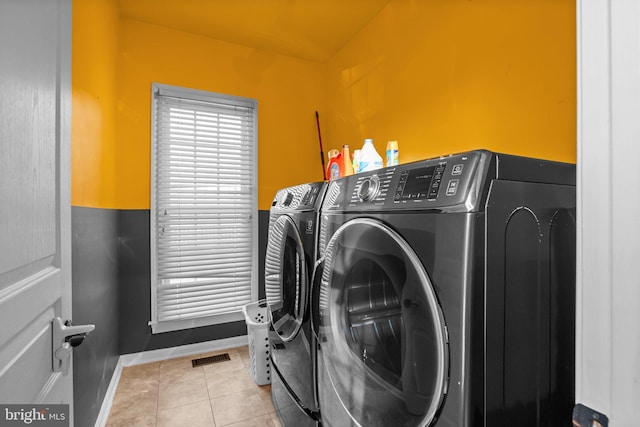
left=312, top=150, right=576, bottom=426
left=265, top=182, right=326, bottom=426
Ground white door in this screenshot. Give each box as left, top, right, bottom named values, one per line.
left=577, top=1, right=640, bottom=424
left=0, top=0, right=77, bottom=421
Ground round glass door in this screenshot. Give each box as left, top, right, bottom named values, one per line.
left=265, top=215, right=307, bottom=342
left=317, top=218, right=448, bottom=426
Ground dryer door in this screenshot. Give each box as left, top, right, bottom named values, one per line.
left=317, top=218, right=448, bottom=427
left=265, top=215, right=307, bottom=342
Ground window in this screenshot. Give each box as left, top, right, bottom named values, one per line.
left=150, top=83, right=258, bottom=334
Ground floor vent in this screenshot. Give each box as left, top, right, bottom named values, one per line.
left=191, top=353, right=231, bottom=368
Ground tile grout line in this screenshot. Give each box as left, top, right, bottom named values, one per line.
left=203, top=365, right=217, bottom=426
left=155, top=364, right=160, bottom=427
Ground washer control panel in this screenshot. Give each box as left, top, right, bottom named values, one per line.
left=272, top=181, right=326, bottom=211
left=394, top=162, right=447, bottom=202
left=388, top=153, right=479, bottom=208
left=324, top=150, right=491, bottom=212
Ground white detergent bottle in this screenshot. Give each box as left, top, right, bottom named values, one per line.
left=359, top=138, right=383, bottom=172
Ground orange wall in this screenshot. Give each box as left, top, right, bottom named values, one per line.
left=326, top=0, right=576, bottom=164
left=71, top=0, right=119, bottom=208
left=72, top=0, right=576, bottom=209
left=116, top=19, right=327, bottom=210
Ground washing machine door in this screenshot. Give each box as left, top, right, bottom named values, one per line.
left=265, top=214, right=307, bottom=342
left=316, top=218, right=448, bottom=427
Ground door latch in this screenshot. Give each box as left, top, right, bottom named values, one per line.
left=52, top=317, right=95, bottom=375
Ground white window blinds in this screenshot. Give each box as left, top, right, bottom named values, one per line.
left=150, top=83, right=257, bottom=334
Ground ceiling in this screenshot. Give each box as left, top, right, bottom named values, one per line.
left=118, top=0, right=390, bottom=62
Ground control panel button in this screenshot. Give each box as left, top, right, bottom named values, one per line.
left=302, top=191, right=311, bottom=205
left=452, top=164, right=464, bottom=176
left=427, top=163, right=446, bottom=200
left=446, top=179, right=459, bottom=196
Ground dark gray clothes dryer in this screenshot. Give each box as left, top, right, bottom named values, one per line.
left=265, top=182, right=326, bottom=426
left=312, top=150, right=576, bottom=427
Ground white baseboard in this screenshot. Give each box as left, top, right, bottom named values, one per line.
left=93, top=357, right=123, bottom=427
left=119, top=335, right=248, bottom=366
left=93, top=335, right=248, bottom=427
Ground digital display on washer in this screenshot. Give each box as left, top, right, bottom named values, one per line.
left=395, top=163, right=446, bottom=201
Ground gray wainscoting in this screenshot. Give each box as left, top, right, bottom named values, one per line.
left=71, top=207, right=120, bottom=427
left=71, top=207, right=270, bottom=426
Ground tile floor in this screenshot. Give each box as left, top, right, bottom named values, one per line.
left=106, top=346, right=282, bottom=427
